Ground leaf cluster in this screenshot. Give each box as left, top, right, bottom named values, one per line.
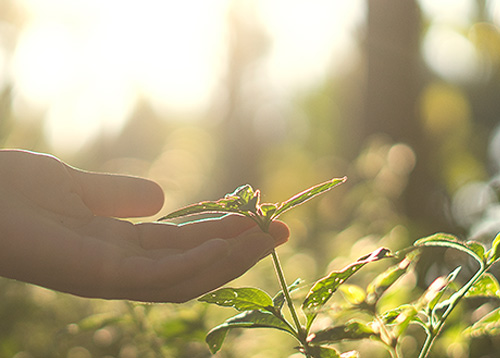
left=158, top=177, right=347, bottom=232
left=198, top=247, right=393, bottom=357
left=410, top=233, right=500, bottom=357
left=159, top=179, right=500, bottom=358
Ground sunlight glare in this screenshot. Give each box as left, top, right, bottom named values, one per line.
left=12, top=0, right=228, bottom=151
left=13, top=21, right=78, bottom=106
left=0, top=48, right=6, bottom=89
left=11, top=0, right=362, bottom=152
left=422, top=24, right=479, bottom=82
left=259, top=0, right=365, bottom=92
left=419, top=0, right=476, bottom=27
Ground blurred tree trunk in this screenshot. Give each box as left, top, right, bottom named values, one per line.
left=363, top=0, right=421, bottom=142
left=362, top=0, right=453, bottom=234
left=215, top=2, right=270, bottom=193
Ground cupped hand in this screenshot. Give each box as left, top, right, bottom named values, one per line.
left=0, top=150, right=289, bottom=302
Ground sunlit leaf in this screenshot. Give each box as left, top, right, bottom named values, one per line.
left=159, top=178, right=347, bottom=230
left=464, top=307, right=500, bottom=337
left=304, top=345, right=341, bottom=358
left=307, top=320, right=380, bottom=344
left=382, top=305, right=413, bottom=325
left=414, top=233, right=485, bottom=267
left=423, top=267, right=461, bottom=312
left=340, top=351, right=360, bottom=358
left=302, top=248, right=391, bottom=330
left=339, top=284, right=366, bottom=305
left=206, top=327, right=227, bottom=354
left=198, top=287, right=274, bottom=312
left=466, top=241, right=486, bottom=262
left=465, top=273, right=500, bottom=298
left=157, top=197, right=245, bottom=221
left=233, top=186, right=260, bottom=213
left=487, top=232, right=500, bottom=265
left=157, top=184, right=260, bottom=221
left=366, top=256, right=411, bottom=304
left=205, top=310, right=295, bottom=354
left=230, top=184, right=256, bottom=203
left=271, top=177, right=347, bottom=220
left=259, top=203, right=278, bottom=218
left=381, top=304, right=420, bottom=335
left=273, top=278, right=303, bottom=311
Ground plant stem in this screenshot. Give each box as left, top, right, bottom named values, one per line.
left=270, top=249, right=304, bottom=339
left=374, top=314, right=399, bottom=358
left=418, top=263, right=489, bottom=358
left=417, top=331, right=434, bottom=358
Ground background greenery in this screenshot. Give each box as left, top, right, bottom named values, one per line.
left=1, top=0, right=500, bottom=357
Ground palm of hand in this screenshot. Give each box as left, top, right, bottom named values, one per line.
left=0, top=150, right=288, bottom=302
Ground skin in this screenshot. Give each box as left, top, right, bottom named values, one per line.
left=0, top=150, right=289, bottom=303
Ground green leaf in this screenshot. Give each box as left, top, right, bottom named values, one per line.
left=157, top=197, right=245, bottom=221
left=304, top=346, right=341, bottom=358
left=339, top=284, right=366, bottom=305
left=158, top=178, right=347, bottom=227
left=233, top=185, right=260, bottom=213
left=302, top=248, right=391, bottom=330
left=384, top=305, right=419, bottom=337
left=205, top=310, right=295, bottom=354
left=382, top=305, right=412, bottom=325
left=366, top=256, right=412, bottom=304
left=487, top=232, right=500, bottom=265
left=273, top=278, right=303, bottom=311
left=339, top=351, right=359, bottom=358
left=206, top=327, right=228, bottom=354
left=466, top=241, right=486, bottom=262
left=271, top=177, right=347, bottom=220
left=464, top=307, right=500, bottom=337
left=465, top=273, right=500, bottom=298
left=198, top=287, right=274, bottom=312
left=231, top=184, right=256, bottom=203
left=157, top=184, right=260, bottom=221
left=414, top=233, right=486, bottom=267
left=465, top=306, right=500, bottom=336
left=307, top=320, right=379, bottom=344
left=425, top=267, right=461, bottom=312
left=381, top=304, right=419, bottom=332
left=259, top=203, right=278, bottom=218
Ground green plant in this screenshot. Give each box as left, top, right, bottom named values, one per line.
left=159, top=179, right=500, bottom=358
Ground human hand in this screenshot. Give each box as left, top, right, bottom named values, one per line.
left=0, top=150, right=289, bottom=302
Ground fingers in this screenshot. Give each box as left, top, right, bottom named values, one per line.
left=72, top=237, right=231, bottom=301
left=4, top=211, right=288, bottom=302
left=137, top=214, right=258, bottom=249
left=0, top=150, right=164, bottom=218
left=69, top=167, right=165, bottom=218
left=137, top=214, right=289, bottom=251
left=117, top=221, right=289, bottom=302
left=267, top=220, right=290, bottom=247
left=164, top=222, right=289, bottom=302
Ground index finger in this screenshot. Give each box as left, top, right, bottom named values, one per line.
left=136, top=215, right=258, bottom=250
left=110, top=221, right=289, bottom=302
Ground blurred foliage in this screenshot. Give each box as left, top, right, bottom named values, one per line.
left=2, top=0, right=500, bottom=357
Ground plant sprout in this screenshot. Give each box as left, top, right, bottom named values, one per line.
left=158, top=179, right=500, bottom=358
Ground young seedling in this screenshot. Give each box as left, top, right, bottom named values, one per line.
left=158, top=179, right=500, bottom=358
left=410, top=233, right=500, bottom=358
left=159, top=177, right=351, bottom=356
left=158, top=177, right=347, bottom=232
